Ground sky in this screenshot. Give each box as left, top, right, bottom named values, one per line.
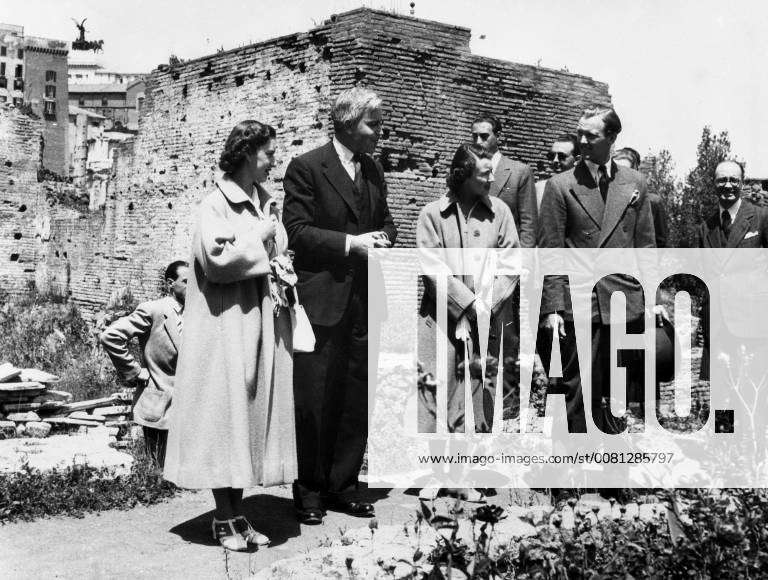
left=4, top=0, right=767, bottom=179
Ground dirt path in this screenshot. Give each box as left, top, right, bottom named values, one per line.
left=0, top=485, right=422, bottom=579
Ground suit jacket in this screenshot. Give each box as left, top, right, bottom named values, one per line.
left=100, top=296, right=181, bottom=429
left=697, top=200, right=768, bottom=249
left=283, top=141, right=398, bottom=326
left=697, top=200, right=768, bottom=338
left=538, top=161, right=656, bottom=325
left=490, top=155, right=537, bottom=248
left=648, top=192, right=669, bottom=248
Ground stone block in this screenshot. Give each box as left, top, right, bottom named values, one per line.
left=25, top=421, right=52, bottom=438
left=7, top=411, right=41, bottom=422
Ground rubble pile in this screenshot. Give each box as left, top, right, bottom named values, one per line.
left=0, top=362, right=135, bottom=448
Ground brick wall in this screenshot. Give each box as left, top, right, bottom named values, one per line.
left=0, top=105, right=46, bottom=295
left=1, top=8, right=610, bottom=315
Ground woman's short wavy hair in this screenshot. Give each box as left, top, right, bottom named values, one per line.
left=331, top=87, right=382, bottom=133
left=446, top=143, right=488, bottom=194
left=219, top=120, right=276, bottom=173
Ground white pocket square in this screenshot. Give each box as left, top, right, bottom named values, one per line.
left=745, top=231, right=759, bottom=239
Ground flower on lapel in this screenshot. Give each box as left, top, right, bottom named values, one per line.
left=628, top=189, right=640, bottom=207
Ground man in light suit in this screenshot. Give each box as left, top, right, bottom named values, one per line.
left=471, top=116, right=537, bottom=248
left=538, top=105, right=656, bottom=436
left=100, top=260, right=188, bottom=467
left=283, top=87, right=397, bottom=525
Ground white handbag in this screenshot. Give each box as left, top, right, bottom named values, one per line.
left=290, top=287, right=316, bottom=353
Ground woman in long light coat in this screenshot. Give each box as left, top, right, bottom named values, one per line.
left=164, top=121, right=297, bottom=551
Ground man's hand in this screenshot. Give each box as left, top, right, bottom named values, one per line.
left=136, top=367, right=150, bottom=384
left=540, top=312, right=567, bottom=339
left=350, top=231, right=391, bottom=257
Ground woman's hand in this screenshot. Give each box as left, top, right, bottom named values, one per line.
left=257, top=219, right=277, bottom=243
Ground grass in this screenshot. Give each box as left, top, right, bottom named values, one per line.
left=0, top=439, right=179, bottom=523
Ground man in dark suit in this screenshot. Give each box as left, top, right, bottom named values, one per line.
left=538, top=105, right=656, bottom=435
left=697, top=160, right=768, bottom=388
left=283, top=87, right=397, bottom=525
left=471, top=116, right=537, bottom=248
left=697, top=160, right=768, bottom=249
left=536, top=133, right=580, bottom=211
left=614, top=147, right=669, bottom=248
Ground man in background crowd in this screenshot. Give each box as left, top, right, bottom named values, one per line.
left=613, top=147, right=669, bottom=247
left=536, top=133, right=579, bottom=210
left=471, top=115, right=537, bottom=247
left=100, top=260, right=188, bottom=468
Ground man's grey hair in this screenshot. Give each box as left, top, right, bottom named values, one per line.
left=331, top=87, right=382, bottom=132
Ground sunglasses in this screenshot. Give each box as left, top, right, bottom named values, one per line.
left=546, top=152, right=571, bottom=161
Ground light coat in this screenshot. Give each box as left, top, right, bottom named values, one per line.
left=163, top=175, right=297, bottom=489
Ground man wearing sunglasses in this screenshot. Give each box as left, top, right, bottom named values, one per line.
left=536, top=134, right=579, bottom=210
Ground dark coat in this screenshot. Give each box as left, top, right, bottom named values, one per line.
left=282, top=141, right=397, bottom=326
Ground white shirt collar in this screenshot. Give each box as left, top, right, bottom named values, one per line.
left=491, top=151, right=502, bottom=174
left=720, top=198, right=742, bottom=224
left=583, top=158, right=613, bottom=185
left=332, top=137, right=356, bottom=180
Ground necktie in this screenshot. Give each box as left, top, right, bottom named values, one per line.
left=721, top=209, right=732, bottom=240
left=352, top=153, right=364, bottom=192
left=177, top=308, right=183, bottom=336
left=598, top=164, right=609, bottom=202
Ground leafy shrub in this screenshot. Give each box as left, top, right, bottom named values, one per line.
left=0, top=287, right=138, bottom=400
left=0, top=441, right=179, bottom=523
left=400, top=488, right=768, bottom=579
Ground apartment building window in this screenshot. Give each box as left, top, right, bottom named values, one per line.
left=43, top=100, right=56, bottom=118
left=17, top=49, right=23, bottom=59
left=44, top=85, right=56, bottom=98
left=78, top=98, right=85, bottom=106
left=101, top=97, right=108, bottom=106
left=0, top=78, right=6, bottom=89
left=0, top=62, right=5, bottom=76
left=14, top=64, right=22, bottom=78
left=0, top=46, right=6, bottom=56
left=45, top=70, right=56, bottom=83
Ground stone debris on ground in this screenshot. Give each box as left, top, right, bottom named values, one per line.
left=0, top=361, right=135, bottom=452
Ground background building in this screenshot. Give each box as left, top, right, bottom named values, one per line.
left=0, top=23, right=69, bottom=175
left=1, top=8, right=611, bottom=311
left=67, top=52, right=145, bottom=131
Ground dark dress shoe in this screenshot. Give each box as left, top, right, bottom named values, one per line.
left=325, top=498, right=375, bottom=517
left=296, top=507, right=324, bottom=525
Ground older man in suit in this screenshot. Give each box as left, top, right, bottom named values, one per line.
left=538, top=105, right=655, bottom=436
left=283, top=87, right=397, bottom=525
left=471, top=116, right=537, bottom=248
left=696, top=161, right=768, bottom=390
left=100, top=260, right=188, bottom=467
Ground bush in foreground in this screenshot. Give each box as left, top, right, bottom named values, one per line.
left=0, top=441, right=179, bottom=523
